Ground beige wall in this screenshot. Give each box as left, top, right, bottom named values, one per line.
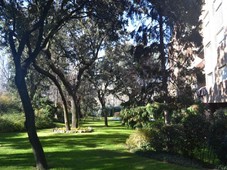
left=202, top=0, right=227, bottom=103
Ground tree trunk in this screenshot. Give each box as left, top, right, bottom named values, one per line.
left=52, top=86, right=70, bottom=131
left=75, top=102, right=80, bottom=127
left=98, top=91, right=108, bottom=127
left=164, top=110, right=170, bottom=125
left=71, top=96, right=79, bottom=128
left=71, top=98, right=76, bottom=128
left=159, top=9, right=170, bottom=124
left=62, top=103, right=70, bottom=131
left=102, top=104, right=108, bottom=127
left=15, top=71, right=48, bottom=170
left=104, top=108, right=108, bottom=127
left=33, top=63, right=71, bottom=131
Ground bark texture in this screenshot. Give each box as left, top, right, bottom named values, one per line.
left=15, top=71, right=48, bottom=170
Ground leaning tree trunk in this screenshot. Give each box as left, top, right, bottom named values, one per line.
left=15, top=71, right=48, bottom=170
left=62, top=104, right=70, bottom=131
left=33, top=63, right=71, bottom=131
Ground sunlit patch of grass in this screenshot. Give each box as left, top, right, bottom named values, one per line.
left=0, top=119, right=198, bottom=170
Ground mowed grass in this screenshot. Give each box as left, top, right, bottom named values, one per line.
left=0, top=118, right=198, bottom=170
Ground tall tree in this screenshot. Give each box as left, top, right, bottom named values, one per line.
left=41, top=19, right=106, bottom=128
left=128, top=0, right=203, bottom=122
left=95, top=43, right=162, bottom=107
left=39, top=0, right=128, bottom=127
left=78, top=78, right=99, bottom=118
left=88, top=55, right=117, bottom=127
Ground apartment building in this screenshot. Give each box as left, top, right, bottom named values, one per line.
left=202, top=0, right=227, bottom=104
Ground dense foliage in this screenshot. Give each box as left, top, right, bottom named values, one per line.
left=120, top=102, right=177, bottom=128
left=209, top=109, right=227, bottom=165
left=0, top=113, right=54, bottom=132
left=0, top=93, right=21, bottom=114
left=0, top=113, right=25, bottom=132
left=120, top=104, right=151, bottom=129
left=125, top=103, right=227, bottom=167
left=0, top=93, right=55, bottom=132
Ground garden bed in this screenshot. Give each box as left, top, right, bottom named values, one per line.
left=52, top=127, right=94, bottom=133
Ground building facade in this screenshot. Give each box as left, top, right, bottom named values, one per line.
left=202, top=0, right=227, bottom=103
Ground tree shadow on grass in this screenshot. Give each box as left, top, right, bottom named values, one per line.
left=39, top=132, right=130, bottom=150
left=0, top=152, right=35, bottom=169
left=0, top=146, right=197, bottom=170
left=0, top=133, right=160, bottom=170
left=45, top=149, right=152, bottom=170
left=0, top=135, right=31, bottom=150
left=40, top=132, right=196, bottom=170
left=0, top=122, right=197, bottom=170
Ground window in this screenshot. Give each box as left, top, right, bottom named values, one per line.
left=213, top=0, right=223, bottom=33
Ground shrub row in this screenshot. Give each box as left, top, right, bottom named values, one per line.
left=120, top=105, right=150, bottom=129
left=126, top=106, right=227, bottom=166
left=0, top=113, right=54, bottom=132
left=126, top=115, right=209, bottom=156
left=0, top=94, right=21, bottom=114
left=120, top=103, right=168, bottom=129
left=0, top=113, right=25, bottom=132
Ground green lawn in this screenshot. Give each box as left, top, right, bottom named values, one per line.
left=0, top=119, right=198, bottom=170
